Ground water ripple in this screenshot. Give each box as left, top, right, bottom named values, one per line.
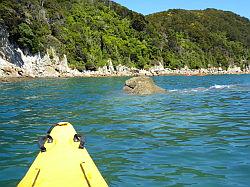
left=0, top=75, right=250, bottom=186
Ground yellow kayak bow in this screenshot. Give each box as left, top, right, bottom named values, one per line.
left=18, top=122, right=108, bottom=187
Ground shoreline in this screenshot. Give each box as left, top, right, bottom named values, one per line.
left=1, top=47, right=249, bottom=82
left=1, top=48, right=249, bottom=82
left=1, top=68, right=249, bottom=83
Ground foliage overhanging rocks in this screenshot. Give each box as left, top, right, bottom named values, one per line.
left=0, top=0, right=249, bottom=72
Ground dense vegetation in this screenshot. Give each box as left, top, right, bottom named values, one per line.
left=147, top=9, right=250, bottom=69
left=0, top=0, right=249, bottom=70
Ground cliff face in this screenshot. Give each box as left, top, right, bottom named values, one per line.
left=0, top=25, right=24, bottom=67
left=0, top=25, right=81, bottom=78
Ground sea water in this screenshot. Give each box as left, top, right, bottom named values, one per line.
left=0, top=75, right=250, bottom=186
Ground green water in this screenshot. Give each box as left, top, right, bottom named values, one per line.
left=0, top=75, right=250, bottom=186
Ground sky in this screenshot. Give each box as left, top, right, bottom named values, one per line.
left=112, top=0, right=250, bottom=19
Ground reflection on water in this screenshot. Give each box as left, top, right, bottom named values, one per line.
left=0, top=75, right=250, bottom=187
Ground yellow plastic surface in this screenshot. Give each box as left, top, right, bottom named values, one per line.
left=18, top=122, right=108, bottom=187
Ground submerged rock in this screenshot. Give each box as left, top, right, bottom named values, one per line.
left=123, top=76, right=166, bottom=95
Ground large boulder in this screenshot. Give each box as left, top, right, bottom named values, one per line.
left=123, top=76, right=166, bottom=95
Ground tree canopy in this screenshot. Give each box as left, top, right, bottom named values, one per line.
left=0, top=0, right=249, bottom=70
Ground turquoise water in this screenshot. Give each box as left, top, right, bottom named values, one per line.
left=0, top=75, right=250, bottom=187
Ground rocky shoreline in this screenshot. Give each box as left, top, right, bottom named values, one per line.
left=0, top=46, right=249, bottom=82
left=1, top=55, right=249, bottom=82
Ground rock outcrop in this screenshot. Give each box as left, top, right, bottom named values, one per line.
left=0, top=47, right=82, bottom=78
left=0, top=24, right=82, bottom=78
left=0, top=24, right=24, bottom=67
left=17, top=47, right=82, bottom=77
left=123, top=76, right=166, bottom=95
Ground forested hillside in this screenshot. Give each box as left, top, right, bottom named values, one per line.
left=146, top=9, right=250, bottom=69
left=0, top=0, right=249, bottom=70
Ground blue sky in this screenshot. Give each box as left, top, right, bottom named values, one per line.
left=113, top=0, right=250, bottom=19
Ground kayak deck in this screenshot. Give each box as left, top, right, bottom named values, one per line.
left=18, top=122, right=108, bottom=187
